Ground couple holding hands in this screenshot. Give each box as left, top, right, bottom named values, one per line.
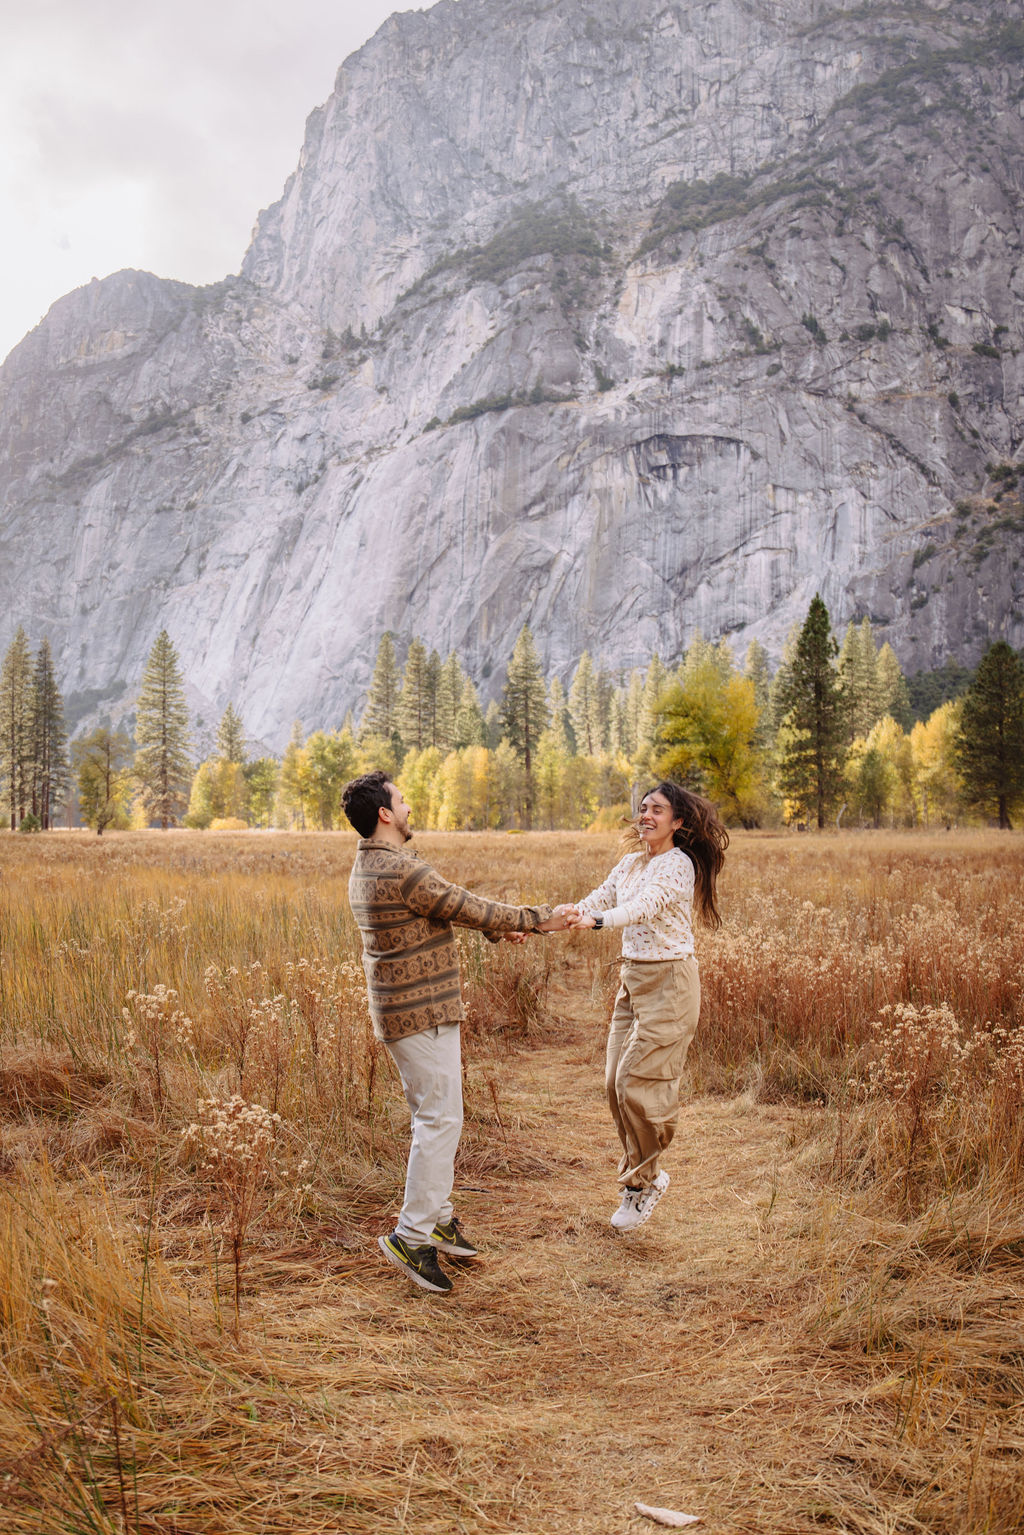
left=342, top=770, right=728, bottom=1295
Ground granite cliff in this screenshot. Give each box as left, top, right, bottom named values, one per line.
left=2, top=0, right=1023, bottom=745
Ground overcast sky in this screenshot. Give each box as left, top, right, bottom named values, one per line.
left=1, top=0, right=429, bottom=362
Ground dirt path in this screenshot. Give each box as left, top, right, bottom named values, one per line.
left=248, top=1033, right=872, bottom=1535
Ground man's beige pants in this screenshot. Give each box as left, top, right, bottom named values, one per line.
left=605, top=956, right=701, bottom=1190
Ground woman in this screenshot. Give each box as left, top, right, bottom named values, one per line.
left=569, top=781, right=728, bottom=1231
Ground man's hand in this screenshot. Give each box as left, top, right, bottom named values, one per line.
left=502, top=931, right=529, bottom=944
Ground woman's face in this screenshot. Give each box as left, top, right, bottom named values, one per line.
left=637, top=791, right=684, bottom=853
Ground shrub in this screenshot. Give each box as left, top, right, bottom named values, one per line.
left=801, top=312, right=827, bottom=343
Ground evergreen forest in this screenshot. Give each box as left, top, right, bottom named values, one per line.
left=2, top=604, right=1023, bottom=835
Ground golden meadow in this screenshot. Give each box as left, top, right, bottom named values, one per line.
left=0, top=829, right=1022, bottom=1532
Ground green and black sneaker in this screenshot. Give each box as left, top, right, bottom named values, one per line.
left=429, top=1217, right=479, bottom=1258
left=378, top=1231, right=453, bottom=1293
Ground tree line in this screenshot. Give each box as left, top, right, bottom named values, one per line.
left=2, top=605, right=1023, bottom=834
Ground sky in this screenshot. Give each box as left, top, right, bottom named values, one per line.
left=0, top=0, right=429, bottom=363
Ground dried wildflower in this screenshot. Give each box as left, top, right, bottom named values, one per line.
left=182, top=1093, right=283, bottom=1334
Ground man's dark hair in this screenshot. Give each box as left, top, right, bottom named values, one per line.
left=342, top=770, right=392, bottom=837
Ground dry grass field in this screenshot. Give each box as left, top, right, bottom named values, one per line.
left=0, top=828, right=1022, bottom=1534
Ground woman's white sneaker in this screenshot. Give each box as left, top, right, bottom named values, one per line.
left=610, top=1186, right=643, bottom=1229
left=612, top=1171, right=670, bottom=1232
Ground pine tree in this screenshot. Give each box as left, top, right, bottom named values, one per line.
left=483, top=699, right=503, bottom=752
left=425, top=650, right=442, bottom=746
left=0, top=628, right=35, bottom=830
left=500, top=625, right=549, bottom=828
left=838, top=618, right=882, bottom=740
left=134, top=630, right=192, bottom=829
left=638, top=654, right=668, bottom=754
left=596, top=667, right=615, bottom=751
left=743, top=639, right=773, bottom=753
left=398, top=639, right=433, bottom=751
left=361, top=633, right=401, bottom=747
left=743, top=640, right=771, bottom=712
left=767, top=625, right=799, bottom=739
left=876, top=643, right=912, bottom=730
left=29, top=639, right=68, bottom=828
left=436, top=652, right=466, bottom=752
left=776, top=595, right=848, bottom=828
left=680, top=631, right=713, bottom=685
left=616, top=670, right=644, bottom=759
left=569, top=651, right=603, bottom=756
left=547, top=676, right=573, bottom=755
left=455, top=678, right=486, bottom=749
left=216, top=703, right=247, bottom=764
left=955, top=641, right=1024, bottom=829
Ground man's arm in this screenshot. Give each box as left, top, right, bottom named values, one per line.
left=400, top=861, right=555, bottom=933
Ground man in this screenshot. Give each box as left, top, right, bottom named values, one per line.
left=342, top=770, right=569, bottom=1295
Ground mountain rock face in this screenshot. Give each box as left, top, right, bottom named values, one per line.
left=2, top=0, right=1023, bottom=745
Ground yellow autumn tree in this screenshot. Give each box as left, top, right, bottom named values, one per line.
left=910, top=700, right=963, bottom=826
left=655, top=654, right=765, bottom=825
left=401, top=746, right=444, bottom=829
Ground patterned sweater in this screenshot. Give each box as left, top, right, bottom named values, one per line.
left=576, top=847, right=696, bottom=961
left=348, top=841, right=553, bottom=1041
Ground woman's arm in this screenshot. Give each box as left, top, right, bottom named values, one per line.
left=591, top=854, right=693, bottom=929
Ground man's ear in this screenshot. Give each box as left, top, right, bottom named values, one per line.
left=377, top=802, right=393, bottom=825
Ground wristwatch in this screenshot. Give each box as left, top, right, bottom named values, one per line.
left=592, top=915, right=603, bottom=930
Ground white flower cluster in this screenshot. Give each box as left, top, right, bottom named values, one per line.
left=52, top=939, right=97, bottom=960
left=204, top=961, right=245, bottom=995
left=867, top=1001, right=1024, bottom=1105
left=123, top=984, right=196, bottom=1051
left=181, top=1094, right=281, bottom=1174
left=989, top=1023, right=1024, bottom=1097
left=867, top=1000, right=972, bottom=1099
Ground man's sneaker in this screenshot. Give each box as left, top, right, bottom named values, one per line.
left=428, top=1217, right=479, bottom=1257
left=378, top=1231, right=453, bottom=1293
left=610, top=1186, right=643, bottom=1230
left=612, top=1171, right=670, bottom=1232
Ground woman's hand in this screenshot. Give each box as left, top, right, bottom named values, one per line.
left=567, top=910, right=598, bottom=929
left=537, top=903, right=578, bottom=933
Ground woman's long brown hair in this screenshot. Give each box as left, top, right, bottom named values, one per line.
left=623, top=782, right=729, bottom=929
